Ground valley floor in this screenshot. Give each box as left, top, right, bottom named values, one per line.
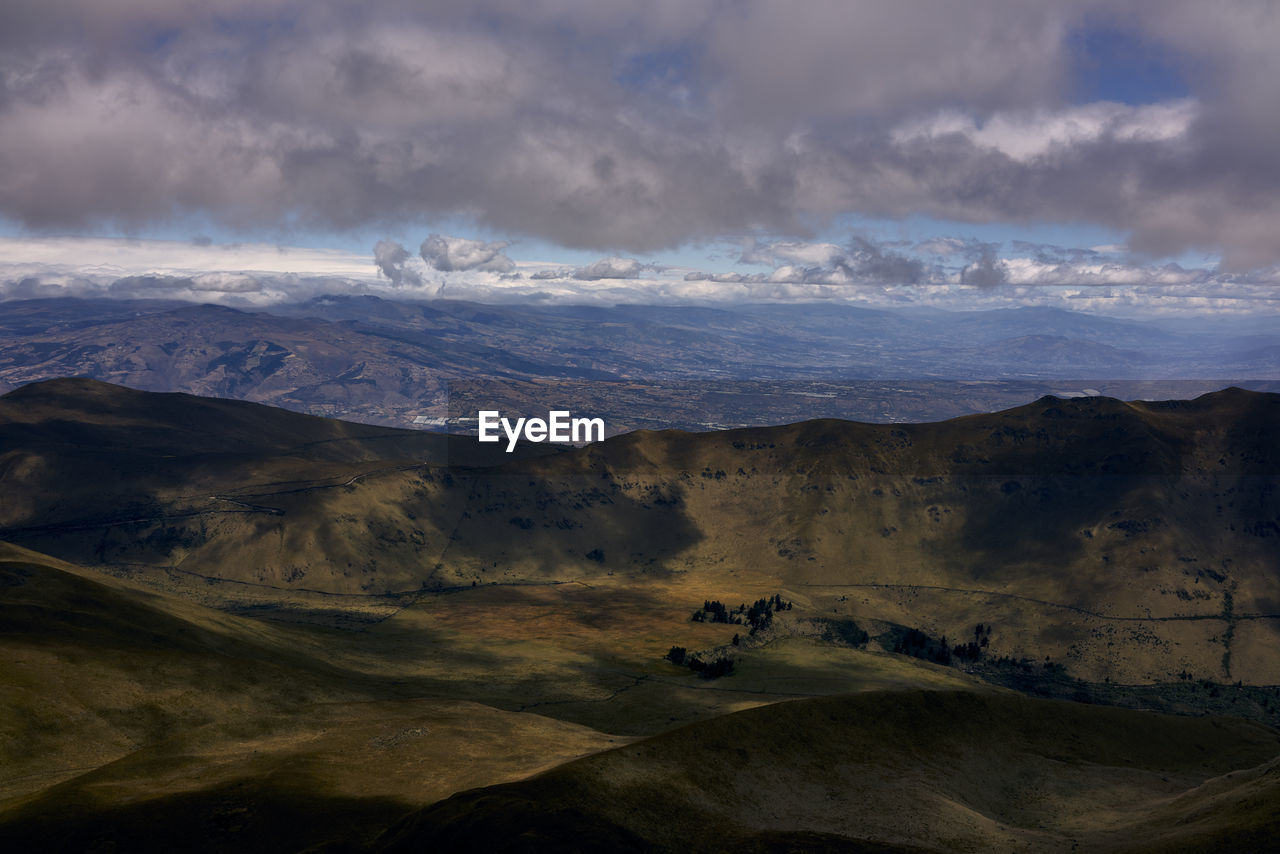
left=3, top=541, right=1279, bottom=853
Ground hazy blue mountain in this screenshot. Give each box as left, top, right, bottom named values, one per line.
left=1, top=296, right=1277, bottom=427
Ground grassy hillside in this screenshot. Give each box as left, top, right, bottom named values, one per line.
left=7, top=539, right=1275, bottom=854
left=2, top=380, right=1279, bottom=851
left=4, top=379, right=1277, bottom=684
left=0, top=538, right=988, bottom=850
left=0, top=541, right=631, bottom=851
left=376, top=689, right=1280, bottom=853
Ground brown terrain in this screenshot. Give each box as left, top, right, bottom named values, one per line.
left=1, top=378, right=1278, bottom=851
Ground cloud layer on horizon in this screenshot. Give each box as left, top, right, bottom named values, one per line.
left=5, top=234, right=1280, bottom=318
left=1, top=1, right=1279, bottom=271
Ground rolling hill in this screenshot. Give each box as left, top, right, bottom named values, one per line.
left=0, top=541, right=631, bottom=851
left=2, top=379, right=1278, bottom=684
left=377, top=689, right=1280, bottom=853
left=2, top=378, right=1279, bottom=851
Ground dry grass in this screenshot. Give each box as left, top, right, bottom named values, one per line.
left=4, top=382, right=1280, bottom=851
left=381, top=689, right=1280, bottom=853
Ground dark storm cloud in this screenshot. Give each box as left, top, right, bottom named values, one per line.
left=716, top=236, right=925, bottom=285
left=1, top=1, right=1279, bottom=267
left=837, top=237, right=925, bottom=284
left=961, top=245, right=1010, bottom=288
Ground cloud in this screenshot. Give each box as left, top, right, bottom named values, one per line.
left=728, top=237, right=924, bottom=285
left=915, top=237, right=970, bottom=257
left=684, top=270, right=763, bottom=283
left=9, top=231, right=1280, bottom=316
left=687, top=234, right=1280, bottom=292
left=890, top=100, right=1198, bottom=163
left=572, top=257, right=644, bottom=280
left=189, top=272, right=265, bottom=293
left=0, top=234, right=383, bottom=305
left=419, top=234, right=515, bottom=273
left=0, top=235, right=377, bottom=282
left=1, top=2, right=1280, bottom=270
left=738, top=237, right=775, bottom=266
left=839, top=237, right=925, bottom=284
left=767, top=265, right=812, bottom=284
left=960, top=244, right=1009, bottom=288
left=5, top=241, right=1280, bottom=317
left=741, top=240, right=846, bottom=268
left=104, top=273, right=263, bottom=294
left=106, top=275, right=195, bottom=294
left=373, top=239, right=425, bottom=287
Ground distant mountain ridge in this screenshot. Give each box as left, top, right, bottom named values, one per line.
left=0, top=297, right=1277, bottom=429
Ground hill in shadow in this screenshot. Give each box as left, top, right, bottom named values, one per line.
left=374, top=689, right=1280, bottom=853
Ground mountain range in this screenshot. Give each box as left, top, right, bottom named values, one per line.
left=2, top=378, right=1279, bottom=851
left=1, top=297, right=1277, bottom=431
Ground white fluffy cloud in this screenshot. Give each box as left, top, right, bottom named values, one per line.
left=891, top=100, right=1198, bottom=163
left=419, top=234, right=515, bottom=273
left=4, top=231, right=1280, bottom=317
left=373, top=239, right=425, bottom=287
left=741, top=240, right=846, bottom=268
left=0, top=235, right=375, bottom=281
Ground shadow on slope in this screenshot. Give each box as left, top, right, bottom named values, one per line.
left=0, top=776, right=411, bottom=854
left=374, top=689, right=1280, bottom=853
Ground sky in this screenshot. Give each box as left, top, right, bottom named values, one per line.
left=2, top=0, right=1279, bottom=315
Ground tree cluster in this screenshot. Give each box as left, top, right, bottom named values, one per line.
left=665, top=646, right=734, bottom=679
left=892, top=627, right=953, bottom=665
left=690, top=593, right=791, bottom=635
left=952, top=622, right=992, bottom=661
left=691, top=599, right=731, bottom=623
left=820, top=619, right=869, bottom=647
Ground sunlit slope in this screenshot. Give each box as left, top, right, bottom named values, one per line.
left=0, top=542, right=628, bottom=841
left=501, top=388, right=1279, bottom=683
left=3, top=380, right=1279, bottom=681
left=373, top=689, right=1280, bottom=854
left=0, top=543, right=986, bottom=853
left=425, top=387, right=1280, bottom=683
left=0, top=540, right=369, bottom=800
left=0, top=696, right=629, bottom=854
